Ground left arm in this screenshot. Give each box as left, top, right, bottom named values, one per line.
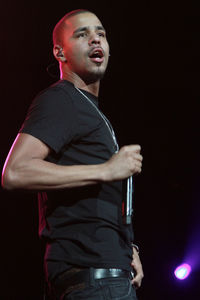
left=131, top=246, right=144, bottom=288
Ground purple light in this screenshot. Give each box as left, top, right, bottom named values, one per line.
left=174, top=263, right=192, bottom=280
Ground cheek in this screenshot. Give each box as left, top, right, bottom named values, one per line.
left=104, top=41, right=110, bottom=54
left=69, top=46, right=86, bottom=65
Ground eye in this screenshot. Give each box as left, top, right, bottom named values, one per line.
left=98, top=31, right=106, bottom=37
left=77, top=32, right=87, bottom=38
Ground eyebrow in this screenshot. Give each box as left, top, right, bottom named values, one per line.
left=73, top=25, right=106, bottom=35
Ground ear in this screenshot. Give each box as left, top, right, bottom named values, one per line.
left=53, top=45, right=67, bottom=62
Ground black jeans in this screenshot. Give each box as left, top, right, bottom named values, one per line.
left=48, top=267, right=138, bottom=300
left=63, top=276, right=138, bottom=300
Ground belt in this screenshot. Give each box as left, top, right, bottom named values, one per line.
left=53, top=267, right=132, bottom=299
left=93, top=268, right=131, bottom=279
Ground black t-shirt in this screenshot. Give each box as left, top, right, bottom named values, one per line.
left=20, top=80, right=134, bottom=281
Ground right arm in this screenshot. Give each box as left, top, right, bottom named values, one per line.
left=1, top=133, right=142, bottom=191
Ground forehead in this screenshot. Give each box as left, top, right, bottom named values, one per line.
left=64, top=12, right=103, bottom=33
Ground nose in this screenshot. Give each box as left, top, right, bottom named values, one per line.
left=88, top=33, right=101, bottom=46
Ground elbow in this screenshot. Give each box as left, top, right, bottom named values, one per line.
left=1, top=168, right=20, bottom=191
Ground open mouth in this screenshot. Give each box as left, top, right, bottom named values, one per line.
left=89, top=48, right=104, bottom=63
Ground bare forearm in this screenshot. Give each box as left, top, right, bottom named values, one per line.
left=2, top=139, right=143, bottom=191
left=3, top=159, right=106, bottom=190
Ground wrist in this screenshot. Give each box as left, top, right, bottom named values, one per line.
left=98, top=162, right=110, bottom=182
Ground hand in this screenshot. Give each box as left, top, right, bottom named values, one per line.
left=131, top=247, right=144, bottom=289
left=103, top=145, right=143, bottom=181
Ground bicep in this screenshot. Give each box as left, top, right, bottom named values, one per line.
left=4, top=133, right=51, bottom=170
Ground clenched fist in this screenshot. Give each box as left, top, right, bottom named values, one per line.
left=102, top=145, right=143, bottom=182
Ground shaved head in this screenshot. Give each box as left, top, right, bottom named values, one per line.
left=53, top=9, right=93, bottom=46
left=52, top=9, right=109, bottom=86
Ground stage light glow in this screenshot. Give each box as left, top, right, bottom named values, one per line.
left=174, top=263, right=192, bottom=280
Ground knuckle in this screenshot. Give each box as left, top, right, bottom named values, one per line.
left=131, top=161, right=136, bottom=170
left=134, top=144, right=141, bottom=152
left=123, top=146, right=129, bottom=154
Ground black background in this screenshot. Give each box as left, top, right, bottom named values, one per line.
left=1, top=1, right=200, bottom=299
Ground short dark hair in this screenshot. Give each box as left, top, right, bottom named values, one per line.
left=52, top=9, right=92, bottom=46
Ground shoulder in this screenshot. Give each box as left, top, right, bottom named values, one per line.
left=36, top=80, right=73, bottom=100
left=31, top=80, right=76, bottom=112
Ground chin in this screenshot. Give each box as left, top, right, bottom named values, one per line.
left=82, top=68, right=106, bottom=84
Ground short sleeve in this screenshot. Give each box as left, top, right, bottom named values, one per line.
left=19, top=87, right=77, bottom=153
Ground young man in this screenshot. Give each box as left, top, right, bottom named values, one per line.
left=2, top=9, right=143, bottom=300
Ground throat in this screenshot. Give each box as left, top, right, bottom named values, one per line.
left=82, top=82, right=100, bottom=97
left=60, top=66, right=100, bottom=97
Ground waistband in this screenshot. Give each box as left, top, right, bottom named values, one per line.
left=52, top=267, right=133, bottom=299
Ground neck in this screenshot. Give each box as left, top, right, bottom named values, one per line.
left=60, top=67, right=100, bottom=97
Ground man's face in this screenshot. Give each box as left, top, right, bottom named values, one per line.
left=60, top=12, right=110, bottom=83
